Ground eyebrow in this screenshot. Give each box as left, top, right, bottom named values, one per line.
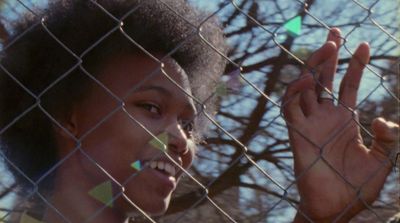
left=135, top=85, right=197, bottom=114
left=137, top=85, right=172, bottom=97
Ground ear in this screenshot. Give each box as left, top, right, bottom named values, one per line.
left=56, top=108, right=79, bottom=140
left=53, top=108, right=80, bottom=158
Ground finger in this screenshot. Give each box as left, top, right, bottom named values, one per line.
left=283, top=74, right=314, bottom=103
left=282, top=75, right=314, bottom=122
left=300, top=89, right=318, bottom=117
left=326, top=27, right=342, bottom=49
left=338, top=42, right=370, bottom=109
left=371, top=117, right=399, bottom=151
left=301, top=41, right=337, bottom=78
left=283, top=93, right=305, bottom=123
left=317, top=28, right=342, bottom=100
left=370, top=117, right=399, bottom=167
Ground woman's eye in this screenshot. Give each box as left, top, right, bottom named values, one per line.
left=138, top=103, right=161, bottom=115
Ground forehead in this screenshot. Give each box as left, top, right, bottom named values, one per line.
left=96, top=53, right=192, bottom=99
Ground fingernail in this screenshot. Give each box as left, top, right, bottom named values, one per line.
left=386, top=120, right=399, bottom=129
left=330, top=27, right=341, bottom=35
left=326, top=41, right=337, bottom=49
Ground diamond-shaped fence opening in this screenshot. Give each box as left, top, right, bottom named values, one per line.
left=0, top=0, right=398, bottom=222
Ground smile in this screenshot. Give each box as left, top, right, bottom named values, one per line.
left=148, top=160, right=177, bottom=178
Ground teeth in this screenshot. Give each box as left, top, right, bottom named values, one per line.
left=165, top=164, right=172, bottom=175
left=165, top=163, right=176, bottom=176
left=149, top=161, right=176, bottom=177
left=157, top=161, right=165, bottom=170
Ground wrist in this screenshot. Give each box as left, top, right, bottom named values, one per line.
left=294, top=212, right=352, bottom=223
left=294, top=202, right=354, bottom=223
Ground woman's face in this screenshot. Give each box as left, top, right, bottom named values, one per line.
left=61, top=53, right=197, bottom=216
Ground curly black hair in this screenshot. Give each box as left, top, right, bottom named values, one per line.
left=0, top=0, right=227, bottom=191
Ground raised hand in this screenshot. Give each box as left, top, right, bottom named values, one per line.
left=282, top=28, right=399, bottom=222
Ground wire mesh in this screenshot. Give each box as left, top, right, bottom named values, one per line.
left=0, top=0, right=399, bottom=222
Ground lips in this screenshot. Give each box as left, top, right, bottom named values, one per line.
left=147, top=167, right=177, bottom=194
left=138, top=158, right=183, bottom=194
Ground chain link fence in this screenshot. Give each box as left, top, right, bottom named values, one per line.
left=0, top=0, right=399, bottom=222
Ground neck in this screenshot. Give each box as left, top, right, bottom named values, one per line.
left=42, top=153, right=126, bottom=223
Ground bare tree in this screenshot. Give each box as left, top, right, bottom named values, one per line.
left=162, top=0, right=399, bottom=222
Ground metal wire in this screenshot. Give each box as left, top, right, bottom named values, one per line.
left=0, top=0, right=398, bottom=222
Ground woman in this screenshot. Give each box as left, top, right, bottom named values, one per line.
left=0, top=0, right=397, bottom=222
left=0, top=0, right=226, bottom=222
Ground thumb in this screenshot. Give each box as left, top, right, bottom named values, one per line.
left=371, top=117, right=399, bottom=168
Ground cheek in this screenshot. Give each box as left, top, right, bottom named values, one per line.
left=81, top=112, right=150, bottom=177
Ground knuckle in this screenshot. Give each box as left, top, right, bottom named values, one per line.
left=342, top=82, right=359, bottom=91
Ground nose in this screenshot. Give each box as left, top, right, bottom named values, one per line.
left=165, top=122, right=189, bottom=155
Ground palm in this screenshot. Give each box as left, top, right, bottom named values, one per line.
left=282, top=28, right=397, bottom=221
left=289, top=107, right=391, bottom=220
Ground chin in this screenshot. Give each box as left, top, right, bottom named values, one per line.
left=145, top=195, right=171, bottom=215
left=120, top=192, right=172, bottom=217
